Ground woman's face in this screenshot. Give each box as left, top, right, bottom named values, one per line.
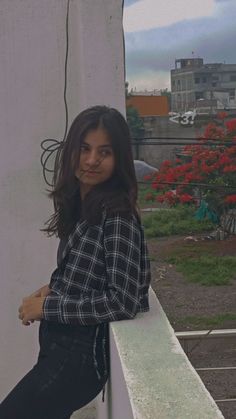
left=75, top=128, right=115, bottom=197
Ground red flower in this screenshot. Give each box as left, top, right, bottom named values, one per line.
left=179, top=193, right=194, bottom=203
left=143, top=174, right=152, bottom=181
left=149, top=118, right=236, bottom=213
left=162, top=160, right=172, bottom=167
left=165, top=172, right=176, bottom=183
left=217, top=111, right=227, bottom=120
left=226, top=146, right=236, bottom=155
left=226, top=119, right=236, bottom=134
left=201, top=162, right=215, bottom=174
left=223, top=165, right=236, bottom=173
left=219, top=155, right=232, bottom=165
left=157, top=195, right=165, bottom=203
left=224, top=195, right=236, bottom=204
left=203, top=123, right=225, bottom=140
left=145, top=192, right=154, bottom=202
left=157, top=190, right=178, bottom=206
left=184, top=172, right=203, bottom=182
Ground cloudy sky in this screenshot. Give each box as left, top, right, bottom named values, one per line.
left=123, top=0, right=236, bottom=91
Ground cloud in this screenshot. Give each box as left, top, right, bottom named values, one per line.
left=124, top=0, right=141, bottom=6
left=124, top=0, right=236, bottom=89
left=123, top=0, right=215, bottom=32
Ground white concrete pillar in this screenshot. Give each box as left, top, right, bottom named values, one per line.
left=0, top=0, right=125, bottom=400
left=72, top=0, right=126, bottom=115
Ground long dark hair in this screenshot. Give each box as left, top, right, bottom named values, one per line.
left=42, top=105, right=138, bottom=238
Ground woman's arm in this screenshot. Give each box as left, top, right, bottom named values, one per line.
left=42, top=214, right=146, bottom=325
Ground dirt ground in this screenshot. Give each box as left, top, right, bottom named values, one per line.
left=148, top=234, right=236, bottom=331
left=148, top=234, right=236, bottom=419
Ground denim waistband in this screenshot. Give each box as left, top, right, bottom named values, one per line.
left=42, top=319, right=97, bottom=341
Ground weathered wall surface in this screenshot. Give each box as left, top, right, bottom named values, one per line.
left=0, top=1, right=67, bottom=398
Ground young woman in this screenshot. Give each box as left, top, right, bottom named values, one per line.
left=0, top=105, right=151, bottom=419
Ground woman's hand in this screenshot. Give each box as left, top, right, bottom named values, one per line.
left=18, top=296, right=45, bottom=326
left=18, top=285, right=51, bottom=326
left=29, top=284, right=51, bottom=298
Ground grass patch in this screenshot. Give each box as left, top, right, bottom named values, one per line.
left=177, top=313, right=236, bottom=328
left=142, top=205, right=215, bottom=238
left=166, top=255, right=236, bottom=286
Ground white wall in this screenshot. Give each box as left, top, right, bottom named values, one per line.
left=0, top=0, right=125, bottom=400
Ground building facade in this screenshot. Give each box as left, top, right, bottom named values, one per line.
left=171, top=58, right=236, bottom=112
left=126, top=95, right=169, bottom=117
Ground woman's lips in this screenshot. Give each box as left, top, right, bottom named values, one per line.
left=83, top=170, right=101, bottom=176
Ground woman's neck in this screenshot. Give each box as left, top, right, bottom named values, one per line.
left=79, top=184, right=92, bottom=201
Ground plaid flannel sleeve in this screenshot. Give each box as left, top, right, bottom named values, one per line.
left=42, top=214, right=142, bottom=325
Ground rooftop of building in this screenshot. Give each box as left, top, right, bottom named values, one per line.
left=172, top=58, right=236, bottom=74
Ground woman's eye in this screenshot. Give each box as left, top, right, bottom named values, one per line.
left=100, top=149, right=111, bottom=157
left=80, top=145, right=89, bottom=152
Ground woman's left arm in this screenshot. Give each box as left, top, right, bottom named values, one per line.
left=42, top=214, right=148, bottom=325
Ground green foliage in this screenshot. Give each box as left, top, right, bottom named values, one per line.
left=142, top=205, right=214, bottom=238
left=160, top=88, right=171, bottom=107
left=126, top=106, right=144, bottom=139
left=166, top=255, right=236, bottom=285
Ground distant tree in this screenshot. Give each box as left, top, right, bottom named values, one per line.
left=126, top=105, right=144, bottom=139
left=125, top=81, right=130, bottom=99
left=160, top=88, right=171, bottom=108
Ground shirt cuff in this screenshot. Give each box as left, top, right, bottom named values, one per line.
left=42, top=295, right=64, bottom=323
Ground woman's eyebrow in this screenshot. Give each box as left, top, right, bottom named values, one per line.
left=82, top=142, right=112, bottom=149
left=98, top=144, right=112, bottom=149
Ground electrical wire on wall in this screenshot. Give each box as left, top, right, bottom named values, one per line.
left=40, top=0, right=71, bottom=187
left=122, top=0, right=126, bottom=91
left=40, top=0, right=127, bottom=188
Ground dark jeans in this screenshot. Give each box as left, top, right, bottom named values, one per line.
left=0, top=320, right=108, bottom=419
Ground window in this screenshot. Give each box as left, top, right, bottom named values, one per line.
left=195, top=92, right=204, bottom=100
left=230, top=75, right=236, bottom=82
left=229, top=90, right=235, bottom=99
left=194, top=77, right=200, bottom=84
left=202, top=77, right=207, bottom=83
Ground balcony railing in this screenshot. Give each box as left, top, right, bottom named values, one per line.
left=90, top=288, right=224, bottom=419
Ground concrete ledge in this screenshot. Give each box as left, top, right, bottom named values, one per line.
left=97, top=288, right=224, bottom=419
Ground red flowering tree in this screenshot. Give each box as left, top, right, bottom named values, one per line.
left=145, top=118, right=236, bottom=230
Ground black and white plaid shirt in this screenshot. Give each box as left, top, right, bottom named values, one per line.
left=43, top=212, right=151, bottom=325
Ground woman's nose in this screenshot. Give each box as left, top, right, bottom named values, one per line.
left=85, top=151, right=100, bottom=167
